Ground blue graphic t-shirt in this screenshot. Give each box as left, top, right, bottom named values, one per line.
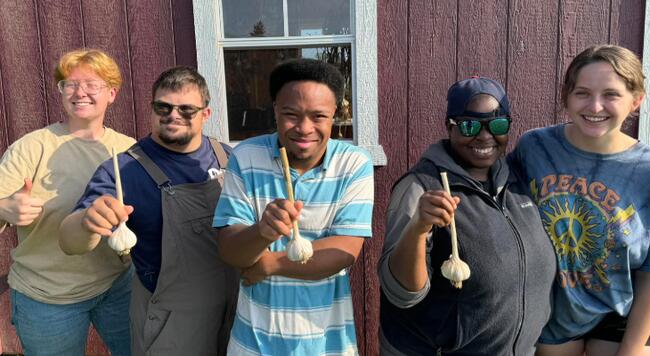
left=511, top=124, right=650, bottom=343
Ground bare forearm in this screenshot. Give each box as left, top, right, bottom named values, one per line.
left=59, top=210, right=102, bottom=255
left=217, top=224, right=275, bottom=268
left=617, top=271, right=650, bottom=356
left=388, top=220, right=430, bottom=292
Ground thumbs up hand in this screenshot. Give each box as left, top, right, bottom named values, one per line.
left=0, top=178, right=45, bottom=226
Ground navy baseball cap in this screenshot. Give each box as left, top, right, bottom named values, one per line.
left=446, top=77, right=510, bottom=117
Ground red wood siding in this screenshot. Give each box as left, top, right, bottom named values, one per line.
left=0, top=0, right=645, bottom=355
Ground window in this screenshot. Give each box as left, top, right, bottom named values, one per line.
left=193, top=0, right=386, bottom=165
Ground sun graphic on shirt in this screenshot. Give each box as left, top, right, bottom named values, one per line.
left=537, top=192, right=616, bottom=289
left=542, top=198, right=599, bottom=265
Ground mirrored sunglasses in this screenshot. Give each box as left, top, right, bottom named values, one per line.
left=448, top=117, right=511, bottom=137
left=151, top=101, right=205, bottom=119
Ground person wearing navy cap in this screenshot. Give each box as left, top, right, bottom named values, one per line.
left=378, top=77, right=556, bottom=355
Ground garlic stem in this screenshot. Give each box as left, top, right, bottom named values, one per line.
left=109, top=148, right=136, bottom=256
left=279, top=147, right=313, bottom=263
left=112, top=148, right=123, bottom=204
left=440, top=172, right=470, bottom=288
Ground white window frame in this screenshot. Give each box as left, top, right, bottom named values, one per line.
left=193, top=0, right=386, bottom=165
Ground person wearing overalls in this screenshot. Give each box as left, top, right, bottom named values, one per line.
left=59, top=66, right=239, bottom=355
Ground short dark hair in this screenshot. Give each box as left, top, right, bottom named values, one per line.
left=269, top=59, right=345, bottom=107
left=152, top=66, right=210, bottom=106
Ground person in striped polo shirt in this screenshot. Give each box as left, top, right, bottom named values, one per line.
left=213, top=58, right=374, bottom=355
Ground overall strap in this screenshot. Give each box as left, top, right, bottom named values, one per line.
left=127, top=144, right=175, bottom=195
left=208, top=137, right=229, bottom=168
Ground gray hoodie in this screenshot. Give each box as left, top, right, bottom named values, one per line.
left=379, top=141, right=556, bottom=355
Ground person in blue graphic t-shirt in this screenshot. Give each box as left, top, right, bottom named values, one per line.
left=510, top=45, right=650, bottom=356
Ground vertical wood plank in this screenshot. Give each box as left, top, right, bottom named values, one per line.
left=36, top=0, right=84, bottom=126
left=610, top=0, right=645, bottom=55
left=457, top=0, right=508, bottom=82
left=0, top=1, right=47, bottom=351
left=408, top=0, right=458, bottom=165
left=82, top=0, right=137, bottom=138
left=557, top=0, right=610, bottom=120
left=609, top=0, right=645, bottom=137
left=0, top=1, right=48, bottom=141
left=37, top=0, right=84, bottom=128
left=507, top=0, right=560, bottom=143
left=0, top=52, right=8, bottom=156
left=126, top=0, right=176, bottom=138
left=171, top=0, right=198, bottom=67
left=368, top=1, right=410, bottom=354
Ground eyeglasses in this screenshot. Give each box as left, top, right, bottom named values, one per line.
left=448, top=117, right=511, bottom=137
left=57, top=80, right=108, bottom=95
left=151, top=101, right=205, bottom=119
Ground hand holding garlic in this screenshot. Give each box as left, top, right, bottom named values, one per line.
left=107, top=148, right=137, bottom=256
left=439, top=172, right=471, bottom=288
left=279, top=147, right=313, bottom=264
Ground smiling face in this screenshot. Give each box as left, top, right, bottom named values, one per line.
left=274, top=80, right=336, bottom=174
left=61, top=65, right=117, bottom=124
left=151, top=84, right=211, bottom=153
left=565, top=61, right=643, bottom=152
left=448, top=94, right=508, bottom=181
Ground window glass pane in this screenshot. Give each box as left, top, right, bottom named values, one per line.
left=222, top=0, right=284, bottom=38
left=288, top=0, right=351, bottom=36
left=224, top=45, right=353, bottom=141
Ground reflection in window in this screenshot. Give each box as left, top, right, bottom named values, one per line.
left=224, top=45, right=353, bottom=141
left=288, top=0, right=351, bottom=36
left=222, top=0, right=283, bottom=38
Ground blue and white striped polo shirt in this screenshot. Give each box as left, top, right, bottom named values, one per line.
left=213, top=132, right=374, bottom=355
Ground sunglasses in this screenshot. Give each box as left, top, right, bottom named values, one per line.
left=151, top=101, right=205, bottom=119
left=448, top=117, right=511, bottom=137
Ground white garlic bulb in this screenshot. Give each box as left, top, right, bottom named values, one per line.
left=108, top=222, right=137, bottom=256
left=439, top=172, right=471, bottom=289
left=441, top=255, right=471, bottom=288
left=287, top=228, right=313, bottom=264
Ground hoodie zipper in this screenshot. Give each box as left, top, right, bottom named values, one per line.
left=463, top=181, right=527, bottom=355
left=500, top=201, right=526, bottom=355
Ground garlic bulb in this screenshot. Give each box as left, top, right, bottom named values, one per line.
left=439, top=172, right=471, bottom=289
left=441, top=255, right=471, bottom=288
left=108, top=222, right=137, bottom=256
left=287, top=227, right=313, bottom=264
left=278, top=147, right=314, bottom=264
